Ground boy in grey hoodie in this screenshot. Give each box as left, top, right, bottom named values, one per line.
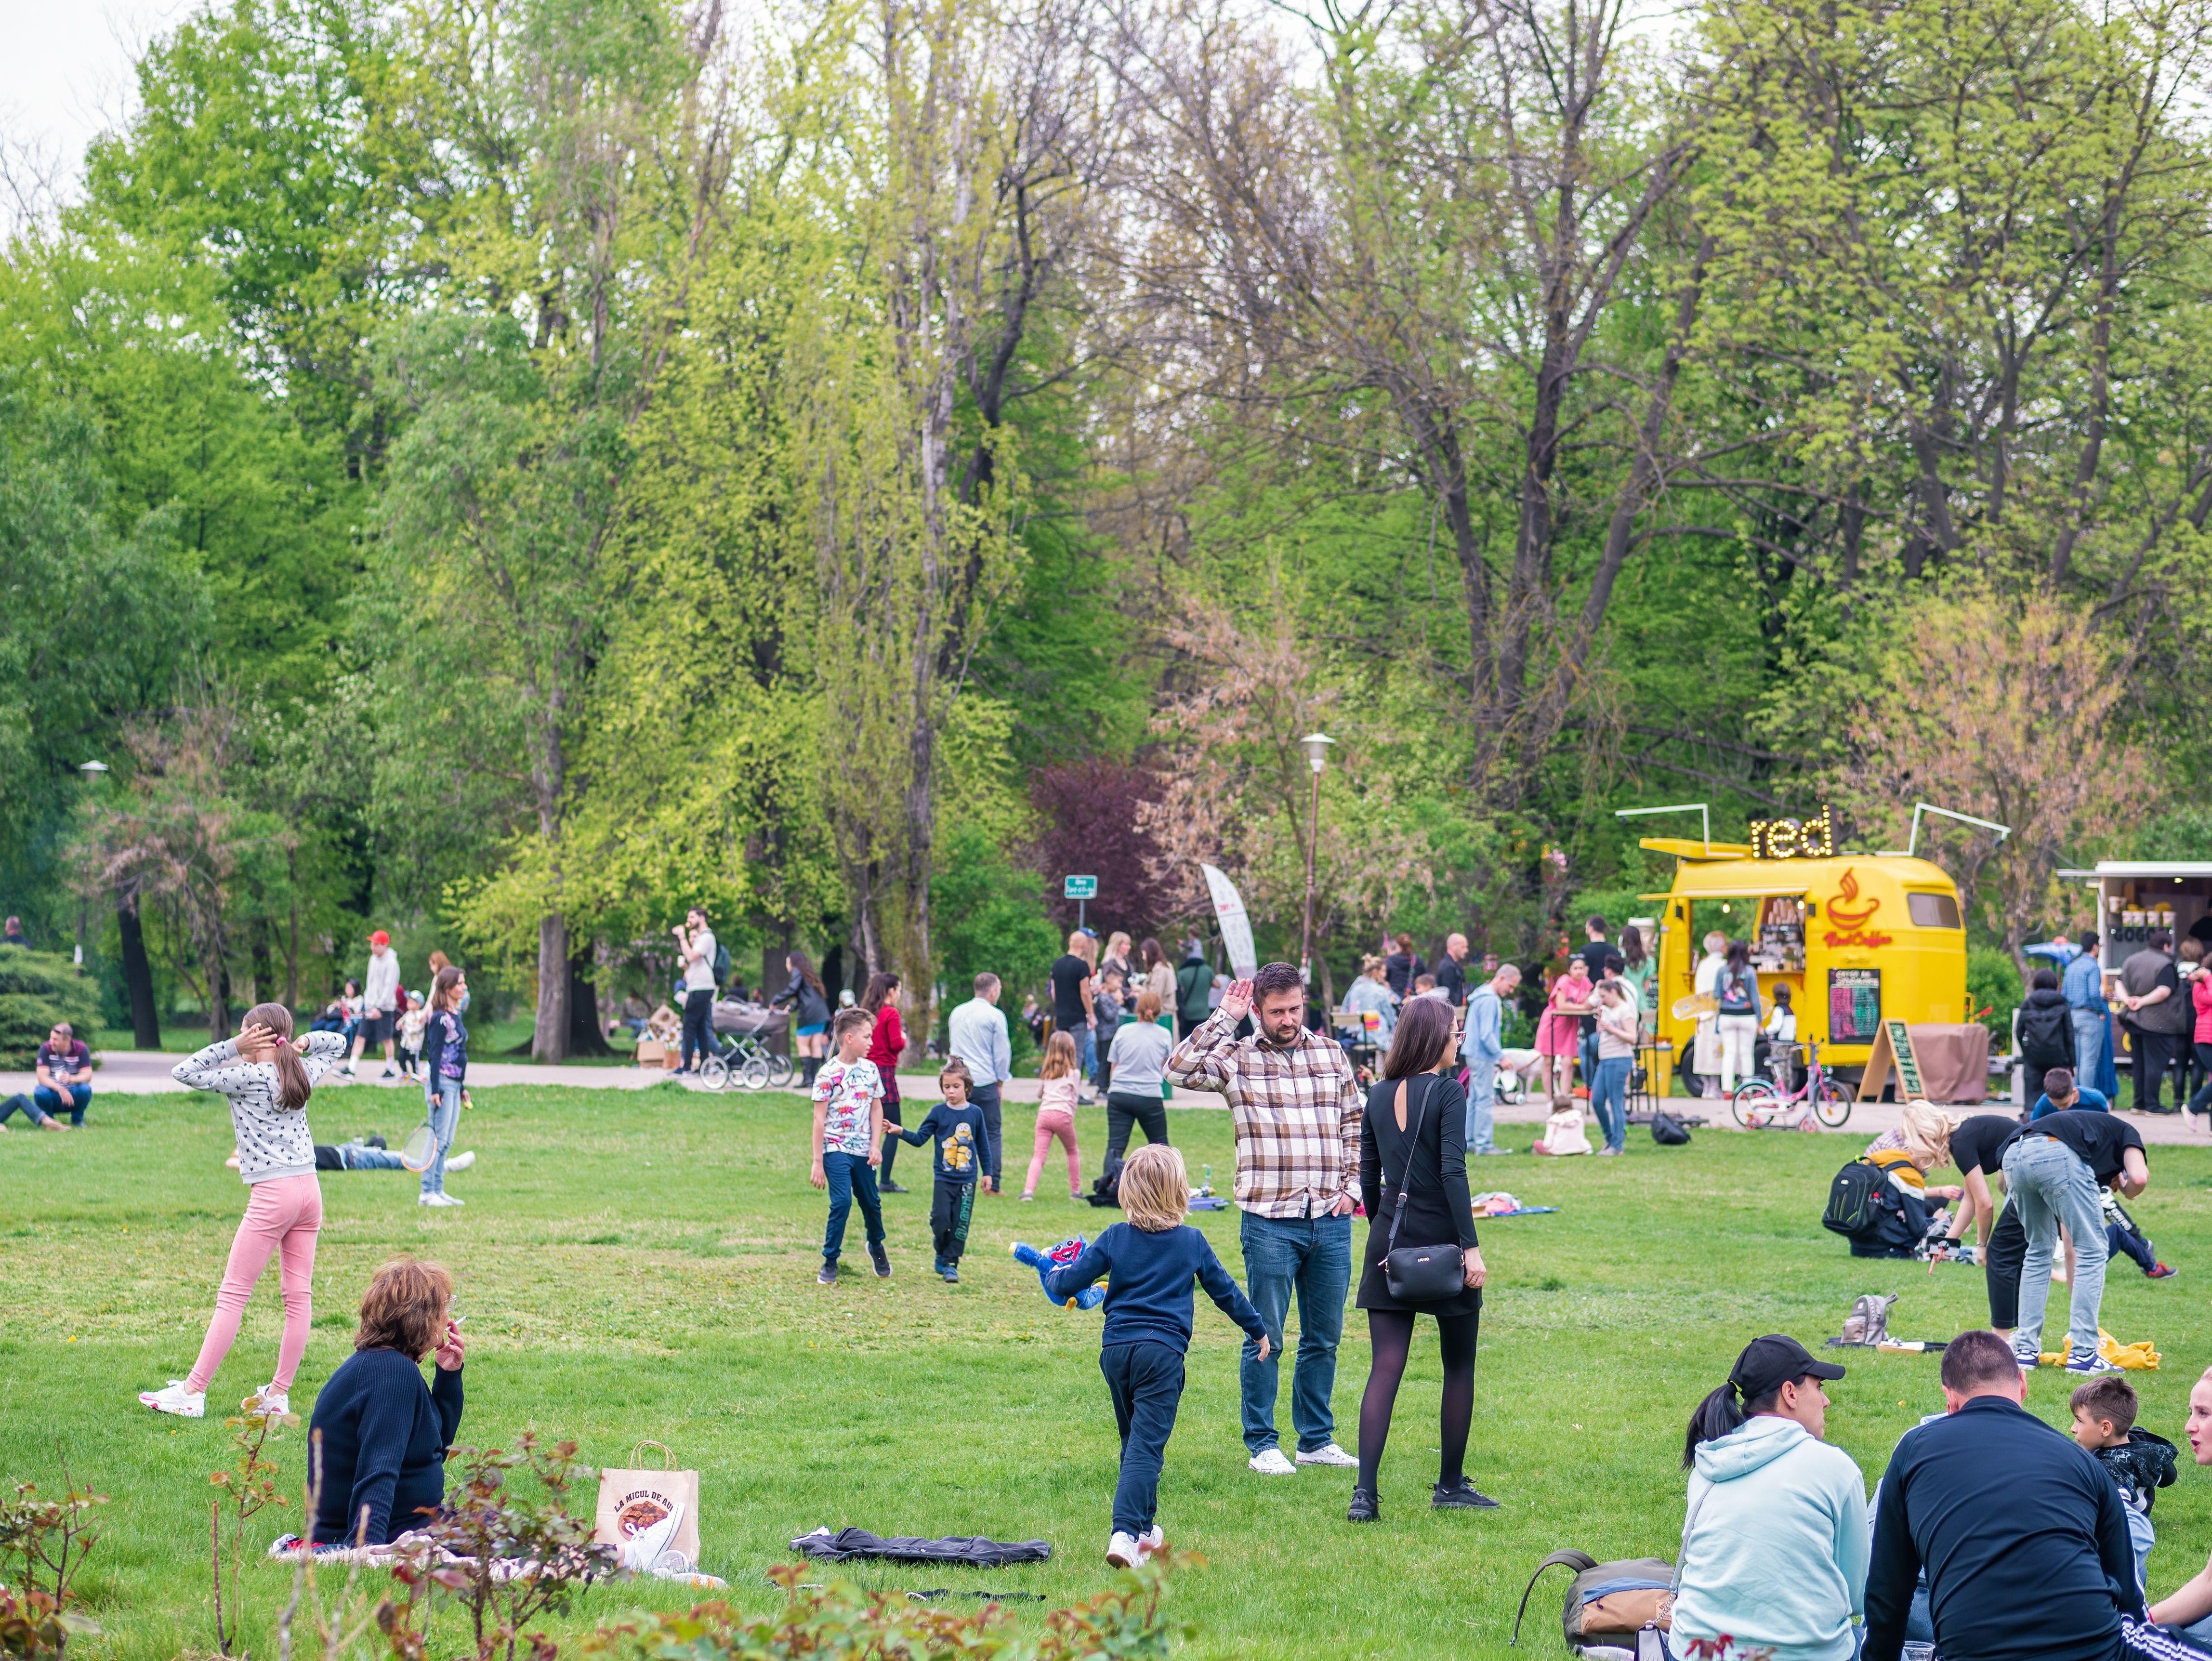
left=1672, top=1335, right=1870, bottom=1661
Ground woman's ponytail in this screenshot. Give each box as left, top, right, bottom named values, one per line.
left=244, top=1001, right=313, bottom=1111
left=1683, top=1381, right=1745, bottom=1469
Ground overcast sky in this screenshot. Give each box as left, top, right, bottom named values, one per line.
left=0, top=0, right=188, bottom=205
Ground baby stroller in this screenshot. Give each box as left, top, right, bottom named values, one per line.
left=700, top=1000, right=796, bottom=1091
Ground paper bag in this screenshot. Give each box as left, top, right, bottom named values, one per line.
left=634, top=1037, right=674, bottom=1069
left=595, top=1442, right=700, bottom=1568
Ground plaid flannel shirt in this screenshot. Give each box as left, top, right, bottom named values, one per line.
left=1166, top=1006, right=1362, bottom=1218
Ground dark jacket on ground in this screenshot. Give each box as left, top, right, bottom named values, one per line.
left=1046, top=1222, right=1265, bottom=1352
left=1865, top=1395, right=2142, bottom=1661
left=2016, top=987, right=2077, bottom=1071
left=308, top=1349, right=464, bottom=1545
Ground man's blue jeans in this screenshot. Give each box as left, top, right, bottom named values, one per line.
left=2003, top=1134, right=2109, bottom=1364
left=1591, top=1056, right=1630, bottom=1152
left=1578, top=1029, right=1599, bottom=1094
left=34, top=1084, right=90, bottom=1125
left=821, top=1150, right=884, bottom=1264
left=1076, top=1025, right=1099, bottom=1088
left=1237, top=1210, right=1351, bottom=1454
left=1464, top=1055, right=1498, bottom=1155
left=2072, top=1007, right=2107, bottom=1085
left=334, top=1141, right=407, bottom=1170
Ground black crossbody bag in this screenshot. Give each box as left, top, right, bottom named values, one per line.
left=1383, top=1075, right=1471, bottom=1302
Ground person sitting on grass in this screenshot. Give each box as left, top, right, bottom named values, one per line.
left=1044, top=1144, right=1271, bottom=1571
left=222, top=1138, right=478, bottom=1175
left=34, top=1023, right=93, bottom=1126
left=306, top=1257, right=465, bottom=1548
left=2147, top=1368, right=2212, bottom=1647
left=2071, top=1374, right=2177, bottom=1599
left=810, top=1006, right=888, bottom=1284
left=894, top=1060, right=992, bottom=1283
left=1672, top=1334, right=1866, bottom=1661
left=0, top=1091, right=68, bottom=1132
left=1853, top=1103, right=1963, bottom=1259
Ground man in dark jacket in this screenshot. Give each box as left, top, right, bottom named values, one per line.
left=2017, top=968, right=2078, bottom=1104
left=1865, top=1329, right=2169, bottom=1661
left=2120, top=930, right=2188, bottom=1113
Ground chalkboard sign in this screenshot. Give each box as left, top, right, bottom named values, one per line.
left=1829, top=968, right=1881, bottom=1042
left=1885, top=1019, right=1924, bottom=1098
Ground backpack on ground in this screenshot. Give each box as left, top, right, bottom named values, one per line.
left=1830, top=1292, right=1898, bottom=1347
left=1649, top=1110, right=1691, bottom=1147
left=1512, top=1550, right=1672, bottom=1658
left=1821, top=1158, right=1885, bottom=1239
left=1086, top=1150, right=1124, bottom=1208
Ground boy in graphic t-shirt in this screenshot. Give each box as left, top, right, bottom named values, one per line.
left=811, top=1006, right=889, bottom=1284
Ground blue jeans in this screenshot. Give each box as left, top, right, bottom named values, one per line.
left=821, top=1150, right=884, bottom=1263
left=2072, top=1007, right=2107, bottom=1084
left=1237, top=1210, right=1351, bottom=1454
left=334, top=1141, right=407, bottom=1170
left=421, top=1077, right=462, bottom=1196
left=1076, top=1025, right=1100, bottom=1088
left=1101, top=1341, right=1185, bottom=1535
left=0, top=1093, right=53, bottom=1127
left=1464, top=1055, right=1498, bottom=1155
left=1591, top=1056, right=1630, bottom=1151
left=2003, top=1134, right=2109, bottom=1363
left=1578, top=1029, right=1598, bottom=1094
left=34, top=1084, right=90, bottom=1125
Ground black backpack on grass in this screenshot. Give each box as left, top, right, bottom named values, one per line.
left=1822, top=1158, right=1884, bottom=1239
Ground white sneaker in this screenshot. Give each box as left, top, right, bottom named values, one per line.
left=418, top=1192, right=465, bottom=1207
left=1295, top=1442, right=1358, bottom=1468
left=444, top=1151, right=475, bottom=1173
left=1138, top=1525, right=1165, bottom=1559
left=1248, top=1448, right=1297, bottom=1476
left=140, top=1381, right=205, bottom=1418
left=1106, top=1530, right=1143, bottom=1569
left=248, top=1386, right=290, bottom=1416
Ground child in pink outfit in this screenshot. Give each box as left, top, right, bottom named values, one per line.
left=142, top=1003, right=350, bottom=1420
left=1024, top=1030, right=1084, bottom=1200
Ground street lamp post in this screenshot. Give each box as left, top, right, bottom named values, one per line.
left=1298, top=733, right=1333, bottom=985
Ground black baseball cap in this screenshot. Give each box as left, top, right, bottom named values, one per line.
left=1730, top=1334, right=1845, bottom=1401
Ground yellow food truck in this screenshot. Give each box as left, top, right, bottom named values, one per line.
left=1638, top=807, right=1972, bottom=1085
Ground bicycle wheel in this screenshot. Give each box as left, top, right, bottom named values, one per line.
left=1731, top=1082, right=1779, bottom=1128
left=698, top=1055, right=730, bottom=1091
left=1813, top=1080, right=1854, bottom=1128
left=741, top=1056, right=774, bottom=1091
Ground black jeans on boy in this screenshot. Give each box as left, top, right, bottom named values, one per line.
left=821, top=1151, right=885, bottom=1265
left=1105, top=1093, right=1170, bottom=1164
left=931, top=1177, right=976, bottom=1266
left=680, top=987, right=715, bottom=1071
left=1100, top=1341, right=1186, bottom=1538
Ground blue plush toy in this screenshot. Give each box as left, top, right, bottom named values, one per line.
left=1011, top=1237, right=1106, bottom=1311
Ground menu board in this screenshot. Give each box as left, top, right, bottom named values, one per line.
left=1829, top=968, right=1881, bottom=1041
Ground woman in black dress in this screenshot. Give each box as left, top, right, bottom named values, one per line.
left=1348, top=995, right=1489, bottom=1522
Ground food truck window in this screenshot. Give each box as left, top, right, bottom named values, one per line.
left=1906, top=892, right=1962, bottom=929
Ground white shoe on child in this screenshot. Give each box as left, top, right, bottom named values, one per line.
left=1106, top=1531, right=1143, bottom=1569
left=248, top=1385, right=290, bottom=1416
left=140, top=1381, right=205, bottom=1418
left=1139, top=1525, right=1164, bottom=1559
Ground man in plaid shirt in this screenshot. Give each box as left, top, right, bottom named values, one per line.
left=1168, top=960, right=1363, bottom=1475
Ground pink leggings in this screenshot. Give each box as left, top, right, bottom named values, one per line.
left=1024, top=1113, right=1082, bottom=1199
left=187, top=1173, right=322, bottom=1395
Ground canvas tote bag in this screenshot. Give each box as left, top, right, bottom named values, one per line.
left=595, top=1441, right=701, bottom=1570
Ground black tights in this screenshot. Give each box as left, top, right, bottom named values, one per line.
left=1356, top=1308, right=1479, bottom=1492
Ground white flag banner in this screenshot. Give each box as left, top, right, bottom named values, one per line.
left=1200, top=863, right=1260, bottom=980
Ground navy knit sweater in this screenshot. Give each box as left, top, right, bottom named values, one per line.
left=1045, top=1222, right=1265, bottom=1351
left=308, top=1350, right=464, bottom=1545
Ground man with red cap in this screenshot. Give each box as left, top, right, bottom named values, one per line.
left=348, top=929, right=403, bottom=1079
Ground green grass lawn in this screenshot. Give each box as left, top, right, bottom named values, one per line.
left=7, top=1088, right=2212, bottom=1659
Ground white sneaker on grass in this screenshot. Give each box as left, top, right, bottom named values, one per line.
left=1248, top=1448, right=1296, bottom=1476
left=1139, top=1525, right=1164, bottom=1559
left=140, top=1381, right=205, bottom=1418
left=1106, top=1531, right=1143, bottom=1569
left=1296, top=1442, right=1358, bottom=1468
left=418, top=1192, right=464, bottom=1207
left=444, top=1151, right=475, bottom=1173
left=248, top=1386, right=290, bottom=1416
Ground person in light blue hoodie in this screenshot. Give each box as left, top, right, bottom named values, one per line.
left=1671, top=1334, right=1870, bottom=1661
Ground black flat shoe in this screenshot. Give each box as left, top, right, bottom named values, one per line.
left=1433, top=1479, right=1499, bottom=1510
left=1346, top=1488, right=1379, bottom=1523
left=880, top=1181, right=908, bottom=1194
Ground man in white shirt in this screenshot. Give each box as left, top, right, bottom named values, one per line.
left=349, top=929, right=404, bottom=1078
left=947, top=973, right=1013, bottom=1194
left=674, top=908, right=719, bottom=1075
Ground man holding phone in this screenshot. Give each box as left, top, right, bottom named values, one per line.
left=673, top=908, right=719, bottom=1075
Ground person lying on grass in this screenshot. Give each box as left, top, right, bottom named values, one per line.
left=1044, top=1144, right=1271, bottom=1571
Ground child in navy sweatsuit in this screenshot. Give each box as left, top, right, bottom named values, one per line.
left=895, top=1061, right=993, bottom=1281
left=1046, top=1143, right=1269, bottom=1568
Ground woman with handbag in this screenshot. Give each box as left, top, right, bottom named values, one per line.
left=1346, top=996, right=1489, bottom=1523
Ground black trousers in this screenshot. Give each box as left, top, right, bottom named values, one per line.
left=931, top=1176, right=976, bottom=1264
left=1101, top=1341, right=1186, bottom=1537
left=2136, top=1028, right=2187, bottom=1111
left=879, top=1082, right=905, bottom=1182
left=1987, top=1200, right=2027, bottom=1328
left=971, top=1083, right=1002, bottom=1185
left=1106, top=1092, right=1170, bottom=1164
left=680, top=988, right=715, bottom=1069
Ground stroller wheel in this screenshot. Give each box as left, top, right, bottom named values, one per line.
left=698, top=1055, right=731, bottom=1091
left=767, top=1055, right=797, bottom=1089
left=741, top=1057, right=774, bottom=1091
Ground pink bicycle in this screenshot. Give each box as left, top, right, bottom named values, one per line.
left=1731, top=1040, right=1853, bottom=1130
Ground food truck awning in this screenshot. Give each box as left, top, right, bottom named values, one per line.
left=2057, top=863, right=2212, bottom=880
left=1639, top=889, right=1809, bottom=902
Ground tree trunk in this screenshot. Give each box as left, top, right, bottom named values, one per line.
left=209, top=957, right=233, bottom=1042
left=566, top=946, right=612, bottom=1056
left=532, top=910, right=570, bottom=1062
left=118, top=898, right=160, bottom=1049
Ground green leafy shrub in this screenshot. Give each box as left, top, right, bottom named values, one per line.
left=1967, top=948, right=2024, bottom=1041
left=0, top=948, right=103, bottom=1068
left=933, top=822, right=1063, bottom=1009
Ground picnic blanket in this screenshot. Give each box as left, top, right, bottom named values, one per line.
left=790, top=1527, right=1052, bottom=1567
left=1472, top=1192, right=1560, bottom=1219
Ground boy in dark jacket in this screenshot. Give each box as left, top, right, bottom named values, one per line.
left=895, top=1061, right=993, bottom=1282
left=2018, top=969, right=2079, bottom=1104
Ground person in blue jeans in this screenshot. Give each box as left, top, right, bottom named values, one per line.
left=810, top=1007, right=890, bottom=1283
left=1166, top=962, right=1364, bottom=1476
left=34, top=1024, right=93, bottom=1125
left=417, top=968, right=472, bottom=1208
left=2064, top=936, right=2109, bottom=1091
left=2001, top=1109, right=2150, bottom=1374
left=1460, top=963, right=1521, bottom=1157
left=1589, top=980, right=1637, bottom=1155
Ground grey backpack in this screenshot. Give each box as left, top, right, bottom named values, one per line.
left=1511, top=1551, right=1672, bottom=1658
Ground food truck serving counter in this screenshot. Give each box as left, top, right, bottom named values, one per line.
left=1642, top=829, right=1971, bottom=1081
left=2058, top=862, right=2212, bottom=966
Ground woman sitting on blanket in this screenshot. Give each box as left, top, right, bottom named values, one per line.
left=307, top=1257, right=466, bottom=1547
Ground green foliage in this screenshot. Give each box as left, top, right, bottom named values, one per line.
left=931, top=823, right=1063, bottom=1007
left=1967, top=948, right=2025, bottom=1040
left=0, top=949, right=104, bottom=1068
left=2133, top=809, right=2212, bottom=864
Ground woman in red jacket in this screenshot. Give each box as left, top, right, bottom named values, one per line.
left=2185, top=941, right=2212, bottom=1129
left=864, top=973, right=910, bottom=1190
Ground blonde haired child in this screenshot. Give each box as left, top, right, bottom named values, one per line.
left=1045, top=1144, right=1271, bottom=1569
left=1024, top=1029, right=1084, bottom=1200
